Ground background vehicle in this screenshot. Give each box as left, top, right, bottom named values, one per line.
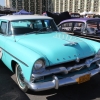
left=58, top=18, right=100, bottom=36
left=70, top=13, right=80, bottom=18
left=93, top=15, right=100, bottom=18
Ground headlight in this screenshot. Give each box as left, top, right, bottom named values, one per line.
left=33, top=59, right=45, bottom=71
left=31, top=59, right=45, bottom=82
left=95, top=49, right=100, bottom=58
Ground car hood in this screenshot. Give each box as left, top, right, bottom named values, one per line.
left=15, top=32, right=95, bottom=65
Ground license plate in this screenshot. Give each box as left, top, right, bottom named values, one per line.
left=76, top=74, right=91, bottom=84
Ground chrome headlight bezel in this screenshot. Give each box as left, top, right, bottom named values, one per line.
left=33, top=59, right=45, bottom=73
left=95, top=49, right=100, bottom=58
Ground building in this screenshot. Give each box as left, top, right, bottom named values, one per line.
left=0, top=4, right=16, bottom=14
left=52, top=0, right=100, bottom=14
left=5, top=0, right=100, bottom=14
left=5, top=0, right=42, bottom=14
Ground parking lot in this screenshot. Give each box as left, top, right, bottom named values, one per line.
left=0, top=58, right=100, bottom=100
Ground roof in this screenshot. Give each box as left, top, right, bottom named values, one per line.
left=0, top=15, right=52, bottom=21
left=59, top=18, right=100, bottom=25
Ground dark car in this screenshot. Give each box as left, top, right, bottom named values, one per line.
left=58, top=18, right=100, bottom=36
left=93, top=15, right=100, bottom=18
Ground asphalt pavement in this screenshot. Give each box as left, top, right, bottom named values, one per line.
left=0, top=59, right=100, bottom=100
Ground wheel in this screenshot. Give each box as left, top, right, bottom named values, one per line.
left=15, top=64, right=28, bottom=92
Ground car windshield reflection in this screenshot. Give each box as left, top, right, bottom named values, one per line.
left=9, top=19, right=58, bottom=35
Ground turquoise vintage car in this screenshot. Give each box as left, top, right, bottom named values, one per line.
left=0, top=15, right=100, bottom=92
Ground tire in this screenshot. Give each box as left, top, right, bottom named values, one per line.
left=15, top=64, right=28, bottom=92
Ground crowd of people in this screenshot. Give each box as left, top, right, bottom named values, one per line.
left=80, top=14, right=99, bottom=18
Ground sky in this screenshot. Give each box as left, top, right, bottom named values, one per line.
left=0, top=0, right=5, bottom=6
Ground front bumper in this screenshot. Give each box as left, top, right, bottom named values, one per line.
left=25, top=66, right=100, bottom=91
left=25, top=57, right=100, bottom=91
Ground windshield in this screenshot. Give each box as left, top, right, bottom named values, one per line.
left=9, top=19, right=58, bottom=35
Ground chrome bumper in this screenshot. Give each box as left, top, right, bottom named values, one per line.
left=25, top=67, right=100, bottom=91
left=25, top=57, right=100, bottom=91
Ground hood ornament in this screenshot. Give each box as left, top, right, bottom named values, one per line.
left=76, top=57, right=80, bottom=63
left=64, top=42, right=78, bottom=46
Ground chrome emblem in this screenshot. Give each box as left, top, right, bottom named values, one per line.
left=76, top=57, right=80, bottom=63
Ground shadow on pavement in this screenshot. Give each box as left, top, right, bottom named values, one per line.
left=1, top=59, right=100, bottom=100
left=0, top=60, right=30, bottom=100
left=46, top=75, right=100, bottom=100
left=28, top=74, right=100, bottom=100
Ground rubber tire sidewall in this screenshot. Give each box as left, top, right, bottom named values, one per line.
left=15, top=64, right=28, bottom=92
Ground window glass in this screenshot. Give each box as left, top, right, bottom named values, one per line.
left=0, top=22, right=7, bottom=34
left=73, top=22, right=85, bottom=31
left=87, top=21, right=98, bottom=34
left=10, top=19, right=57, bottom=35
left=60, top=22, right=73, bottom=32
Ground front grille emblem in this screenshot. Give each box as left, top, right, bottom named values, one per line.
left=76, top=57, right=80, bottom=63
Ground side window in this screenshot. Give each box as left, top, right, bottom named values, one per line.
left=0, top=21, right=7, bottom=34
left=59, top=22, right=73, bottom=32
left=73, top=22, right=85, bottom=31
left=87, top=21, right=98, bottom=34
left=87, top=21, right=97, bottom=29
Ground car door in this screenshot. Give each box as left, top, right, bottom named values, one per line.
left=0, top=20, right=8, bottom=61
left=58, top=22, right=73, bottom=33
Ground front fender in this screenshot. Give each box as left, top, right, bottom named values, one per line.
left=4, top=38, right=49, bottom=81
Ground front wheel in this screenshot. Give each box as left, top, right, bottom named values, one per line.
left=15, top=64, right=28, bottom=92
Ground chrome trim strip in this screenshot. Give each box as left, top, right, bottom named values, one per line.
left=53, top=75, right=59, bottom=89
left=32, top=67, right=68, bottom=78
left=2, top=48, right=28, bottom=67
left=25, top=66, right=100, bottom=91
left=32, top=57, right=100, bottom=79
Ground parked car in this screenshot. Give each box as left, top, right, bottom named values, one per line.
left=70, top=13, right=80, bottom=18
left=1, top=15, right=100, bottom=92
left=93, top=15, right=100, bottom=18
left=58, top=18, right=100, bottom=36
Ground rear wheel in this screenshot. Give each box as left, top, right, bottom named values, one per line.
left=15, top=64, right=28, bottom=92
